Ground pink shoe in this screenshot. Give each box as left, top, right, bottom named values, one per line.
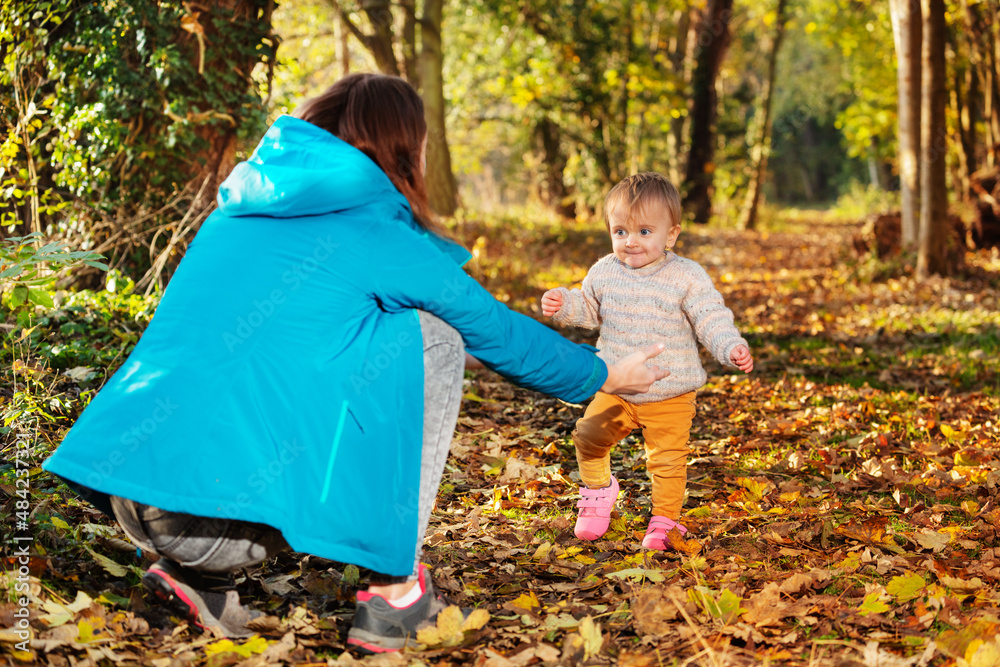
left=574, top=475, right=619, bottom=540
left=642, top=515, right=688, bottom=550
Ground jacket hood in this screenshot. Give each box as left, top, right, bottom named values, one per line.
left=217, top=115, right=407, bottom=219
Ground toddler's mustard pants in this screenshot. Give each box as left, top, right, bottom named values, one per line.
left=572, top=391, right=696, bottom=520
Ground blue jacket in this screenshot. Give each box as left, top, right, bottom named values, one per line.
left=43, top=115, right=607, bottom=575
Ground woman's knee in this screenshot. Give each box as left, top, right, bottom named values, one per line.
left=417, top=311, right=463, bottom=354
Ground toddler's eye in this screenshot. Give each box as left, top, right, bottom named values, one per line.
left=614, top=230, right=625, bottom=236
left=641, top=229, right=651, bottom=235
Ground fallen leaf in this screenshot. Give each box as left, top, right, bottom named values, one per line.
left=836, top=516, right=890, bottom=545
left=532, top=541, right=553, bottom=561
left=606, top=567, right=665, bottom=584
left=245, top=615, right=282, bottom=633
left=204, top=636, right=270, bottom=658
left=578, top=616, right=603, bottom=661
left=860, top=640, right=926, bottom=666
left=416, top=605, right=488, bottom=648
left=938, top=619, right=1000, bottom=658
left=939, top=576, right=984, bottom=594
left=857, top=591, right=890, bottom=617
left=913, top=530, right=951, bottom=552
left=631, top=585, right=686, bottom=636
left=63, top=366, right=97, bottom=382
left=84, top=547, right=128, bottom=578
left=511, top=591, right=540, bottom=611
left=887, top=572, right=925, bottom=602
left=960, top=637, right=1000, bottom=667
left=741, top=582, right=815, bottom=627
left=779, top=573, right=815, bottom=595
left=688, top=586, right=745, bottom=625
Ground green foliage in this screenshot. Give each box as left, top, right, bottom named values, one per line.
left=1, top=0, right=275, bottom=279
left=834, top=182, right=901, bottom=219
left=1, top=283, right=155, bottom=436
left=444, top=0, right=691, bottom=212
left=0, top=233, right=107, bottom=326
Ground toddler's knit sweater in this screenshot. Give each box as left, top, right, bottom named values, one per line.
left=552, top=252, right=748, bottom=404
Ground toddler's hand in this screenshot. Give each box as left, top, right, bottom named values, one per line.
left=731, top=345, right=754, bottom=373
left=541, top=289, right=563, bottom=317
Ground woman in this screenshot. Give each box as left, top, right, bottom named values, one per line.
left=43, top=74, right=668, bottom=653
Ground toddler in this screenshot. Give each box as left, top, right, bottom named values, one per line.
left=541, top=172, right=753, bottom=550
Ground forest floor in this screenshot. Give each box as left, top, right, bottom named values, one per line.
left=2, top=211, right=1000, bottom=666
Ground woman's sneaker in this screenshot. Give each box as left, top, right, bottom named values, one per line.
left=141, top=560, right=261, bottom=638
left=641, top=515, right=688, bottom=550
left=347, top=564, right=452, bottom=653
left=574, top=475, right=620, bottom=541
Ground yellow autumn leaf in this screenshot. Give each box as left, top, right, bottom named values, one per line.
left=50, top=516, right=71, bottom=530
left=417, top=605, right=465, bottom=647
left=76, top=619, right=95, bottom=643
left=204, top=636, right=269, bottom=658
left=512, top=591, right=540, bottom=610
left=579, top=616, right=604, bottom=661
left=415, top=625, right=442, bottom=646
left=940, top=424, right=967, bottom=440
left=204, top=640, right=238, bottom=657
left=461, top=608, right=490, bottom=632
left=836, top=551, right=862, bottom=572
left=960, top=637, right=1000, bottom=667
left=532, top=541, right=552, bottom=561
left=857, top=591, right=890, bottom=617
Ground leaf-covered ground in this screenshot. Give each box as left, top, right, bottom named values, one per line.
left=3, top=213, right=1000, bottom=666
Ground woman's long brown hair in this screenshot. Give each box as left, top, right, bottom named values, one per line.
left=293, top=73, right=448, bottom=238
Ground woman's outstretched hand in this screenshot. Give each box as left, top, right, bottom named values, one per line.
left=601, top=343, right=670, bottom=395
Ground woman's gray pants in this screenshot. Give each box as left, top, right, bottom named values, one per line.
left=111, top=311, right=465, bottom=582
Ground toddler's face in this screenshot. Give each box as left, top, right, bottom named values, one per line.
left=608, top=204, right=681, bottom=269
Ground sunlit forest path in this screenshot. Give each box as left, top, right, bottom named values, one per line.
left=5, top=0, right=1000, bottom=663
left=6, top=214, right=999, bottom=666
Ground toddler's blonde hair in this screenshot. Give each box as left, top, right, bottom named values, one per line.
left=604, top=172, right=682, bottom=230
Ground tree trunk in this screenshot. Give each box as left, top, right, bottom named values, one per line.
left=419, top=0, right=457, bottom=215
left=960, top=1, right=981, bottom=182
left=362, top=0, right=400, bottom=75
left=991, top=11, right=1000, bottom=167
left=738, top=0, right=788, bottom=231
left=534, top=116, right=574, bottom=218
left=682, top=0, right=735, bottom=224
left=918, top=0, right=950, bottom=277
left=952, top=60, right=973, bottom=199
left=668, top=3, right=696, bottom=185
left=621, top=0, right=633, bottom=175
left=890, top=0, right=922, bottom=247
left=184, top=0, right=276, bottom=214
left=337, top=9, right=351, bottom=75
left=332, top=0, right=458, bottom=216
left=329, top=0, right=400, bottom=74
left=400, top=0, right=420, bottom=87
